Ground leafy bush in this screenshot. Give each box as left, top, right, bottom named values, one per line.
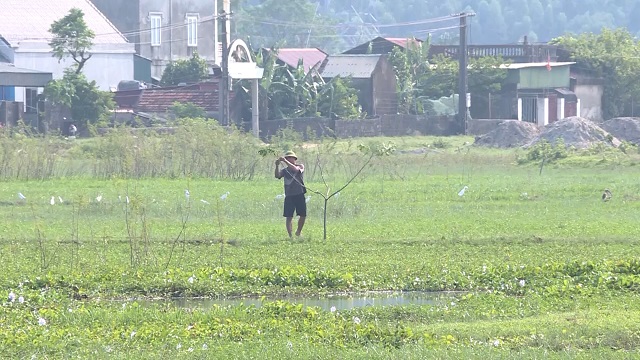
left=520, top=139, right=569, bottom=163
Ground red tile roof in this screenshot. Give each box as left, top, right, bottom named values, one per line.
left=383, top=37, right=423, bottom=48
left=274, top=48, right=328, bottom=73
left=135, top=90, right=221, bottom=113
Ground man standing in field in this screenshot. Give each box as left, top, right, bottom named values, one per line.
left=275, top=151, right=306, bottom=238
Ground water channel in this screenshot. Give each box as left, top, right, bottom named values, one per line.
left=143, top=291, right=461, bottom=311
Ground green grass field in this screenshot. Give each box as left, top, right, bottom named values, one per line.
left=2, top=127, right=640, bottom=358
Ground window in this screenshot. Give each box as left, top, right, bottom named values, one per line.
left=25, top=88, right=39, bottom=114
left=186, top=14, right=198, bottom=47
left=149, top=13, right=162, bottom=46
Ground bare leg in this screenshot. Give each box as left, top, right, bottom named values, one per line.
left=295, top=216, right=306, bottom=236
left=285, top=217, right=293, bottom=238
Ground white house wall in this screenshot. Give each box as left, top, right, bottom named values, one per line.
left=12, top=42, right=135, bottom=91
left=574, top=84, right=603, bottom=121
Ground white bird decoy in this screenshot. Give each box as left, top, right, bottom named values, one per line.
left=50, top=196, right=55, bottom=205
left=458, top=186, right=468, bottom=197
left=17, top=193, right=26, bottom=200
left=96, top=195, right=103, bottom=203
left=220, top=191, right=230, bottom=200
left=184, top=189, right=190, bottom=199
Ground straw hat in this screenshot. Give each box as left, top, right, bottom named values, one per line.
left=283, top=151, right=297, bottom=159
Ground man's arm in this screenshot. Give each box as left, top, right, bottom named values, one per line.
left=279, top=157, right=303, bottom=172
left=274, top=160, right=283, bottom=179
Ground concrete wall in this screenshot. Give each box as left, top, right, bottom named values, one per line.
left=13, top=42, right=135, bottom=90
left=574, top=84, right=603, bottom=121
left=90, top=0, right=140, bottom=54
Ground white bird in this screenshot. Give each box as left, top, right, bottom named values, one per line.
left=50, top=196, right=55, bottom=205
left=305, top=195, right=311, bottom=203
left=200, top=199, right=210, bottom=205
left=458, top=186, right=468, bottom=197
left=220, top=191, right=230, bottom=200
left=96, top=195, right=103, bottom=203
left=58, top=196, right=64, bottom=203
left=184, top=189, right=190, bottom=200
left=17, top=193, right=26, bottom=200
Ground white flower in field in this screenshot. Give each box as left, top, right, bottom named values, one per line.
left=187, top=347, right=193, bottom=352
left=188, top=276, right=195, bottom=284
left=8, top=291, right=15, bottom=302
left=482, top=265, right=487, bottom=273
left=519, top=279, right=526, bottom=287
left=17, top=193, right=26, bottom=200
left=451, top=302, right=456, bottom=307
left=105, top=346, right=112, bottom=353
left=330, top=306, right=336, bottom=313
left=18, top=296, right=24, bottom=304
left=38, top=317, right=46, bottom=326
left=287, top=341, right=293, bottom=350
left=200, top=199, right=210, bottom=205
left=96, top=195, right=102, bottom=203
left=353, top=316, right=361, bottom=324
left=122, top=303, right=127, bottom=310
left=305, top=195, right=311, bottom=203
left=458, top=186, right=468, bottom=197
left=68, top=308, right=72, bottom=313
left=130, top=331, right=136, bottom=339
left=186, top=325, right=194, bottom=331
left=493, top=339, right=500, bottom=347
left=185, top=189, right=190, bottom=200
left=220, top=191, right=230, bottom=200
left=202, top=344, right=208, bottom=350
left=275, top=194, right=284, bottom=200
left=50, top=196, right=55, bottom=205
left=176, top=343, right=182, bottom=350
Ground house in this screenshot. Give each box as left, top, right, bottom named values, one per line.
left=113, top=80, right=239, bottom=122
left=570, top=69, right=604, bottom=122
left=0, top=0, right=134, bottom=128
left=266, top=48, right=328, bottom=74
left=482, top=62, right=579, bottom=126
left=91, top=0, right=222, bottom=81
left=343, top=37, right=423, bottom=55
left=320, top=54, right=397, bottom=116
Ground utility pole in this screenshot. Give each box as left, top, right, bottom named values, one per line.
left=220, top=11, right=231, bottom=126
left=213, top=0, right=219, bottom=65
left=455, top=12, right=475, bottom=134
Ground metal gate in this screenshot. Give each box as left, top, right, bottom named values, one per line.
left=521, top=96, right=537, bottom=123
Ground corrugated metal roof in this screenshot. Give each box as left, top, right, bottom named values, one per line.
left=0, top=0, right=127, bottom=46
left=500, top=62, right=575, bottom=69
left=321, top=54, right=381, bottom=79
left=0, top=63, right=51, bottom=74
left=384, top=37, right=422, bottom=48
left=275, top=48, right=327, bottom=73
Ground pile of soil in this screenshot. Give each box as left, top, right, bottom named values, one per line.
left=600, top=117, right=640, bottom=145
left=474, top=120, right=540, bottom=148
left=525, top=116, right=620, bottom=149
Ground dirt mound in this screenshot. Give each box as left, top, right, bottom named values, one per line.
left=600, top=117, right=640, bottom=145
left=525, top=116, right=620, bottom=149
left=474, top=120, right=540, bottom=148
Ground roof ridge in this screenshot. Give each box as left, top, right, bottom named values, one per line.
left=82, top=0, right=128, bottom=43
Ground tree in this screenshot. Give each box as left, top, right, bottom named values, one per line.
left=44, top=69, right=114, bottom=127
left=169, top=102, right=207, bottom=119
left=49, top=8, right=95, bottom=74
left=161, top=53, right=209, bottom=86
left=552, top=28, right=640, bottom=118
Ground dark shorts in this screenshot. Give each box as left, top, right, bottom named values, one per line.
left=283, top=193, right=306, bottom=217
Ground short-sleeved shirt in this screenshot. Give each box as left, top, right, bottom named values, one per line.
left=280, top=167, right=306, bottom=196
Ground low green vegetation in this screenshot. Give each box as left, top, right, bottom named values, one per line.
left=1, top=124, right=640, bottom=358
